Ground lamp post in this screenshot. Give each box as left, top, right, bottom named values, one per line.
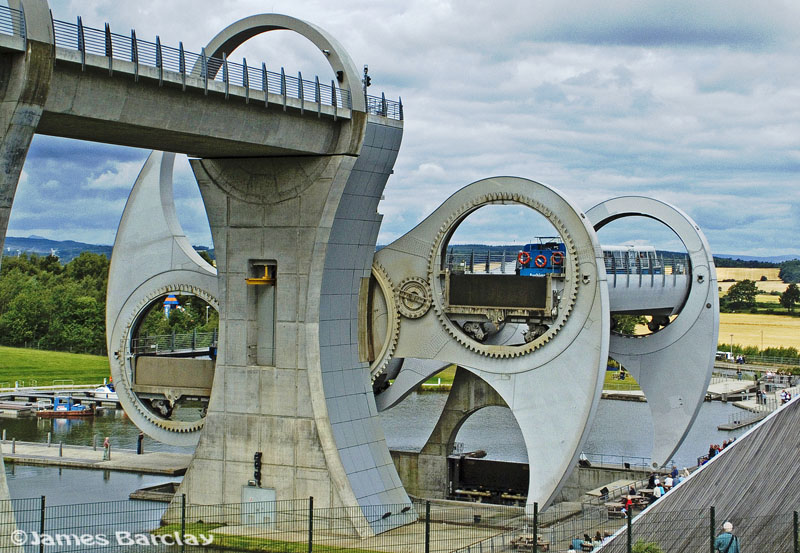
left=206, top=305, right=210, bottom=325
left=730, top=334, right=734, bottom=358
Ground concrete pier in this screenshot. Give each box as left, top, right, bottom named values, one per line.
left=1, top=440, right=190, bottom=475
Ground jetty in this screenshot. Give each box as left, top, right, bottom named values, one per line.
left=1, top=440, right=191, bottom=475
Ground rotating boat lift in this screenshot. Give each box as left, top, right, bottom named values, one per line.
left=99, top=11, right=718, bottom=530
left=110, top=154, right=718, bottom=510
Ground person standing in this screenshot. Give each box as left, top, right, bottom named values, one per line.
left=137, top=432, right=144, bottom=455
left=102, top=436, right=110, bottom=460
left=714, top=522, right=739, bottom=553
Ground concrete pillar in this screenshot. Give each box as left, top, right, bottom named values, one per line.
left=0, top=0, right=54, bottom=270
left=174, top=115, right=410, bottom=536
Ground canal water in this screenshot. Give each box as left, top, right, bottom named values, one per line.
left=1, top=394, right=746, bottom=502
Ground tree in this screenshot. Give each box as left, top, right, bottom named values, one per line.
left=611, top=314, right=647, bottom=334
left=723, top=279, right=758, bottom=311
left=780, top=283, right=800, bottom=313
left=779, top=260, right=800, bottom=283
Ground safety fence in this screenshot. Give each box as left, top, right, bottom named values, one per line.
left=602, top=507, right=797, bottom=553
left=131, top=330, right=217, bottom=356
left=0, top=4, right=23, bottom=36
left=0, top=496, right=797, bottom=553
left=0, top=6, right=403, bottom=120
left=442, top=247, right=690, bottom=278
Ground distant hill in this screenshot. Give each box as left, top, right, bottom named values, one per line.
left=3, top=236, right=213, bottom=263
left=5, top=236, right=796, bottom=265
left=4, top=236, right=112, bottom=263
left=714, top=253, right=800, bottom=264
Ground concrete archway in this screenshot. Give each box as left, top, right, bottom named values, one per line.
left=392, top=366, right=507, bottom=499
left=196, top=13, right=365, bottom=112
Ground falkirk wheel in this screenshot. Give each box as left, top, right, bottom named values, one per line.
left=103, top=14, right=719, bottom=536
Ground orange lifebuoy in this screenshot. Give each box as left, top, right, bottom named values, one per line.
left=551, top=251, right=564, bottom=266
left=534, top=255, right=547, bottom=268
left=518, top=251, right=531, bottom=265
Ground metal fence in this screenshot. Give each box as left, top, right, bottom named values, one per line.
left=0, top=496, right=797, bottom=553
left=604, top=507, right=797, bottom=553
left=441, top=248, right=690, bottom=279
left=131, top=330, right=217, bottom=356
left=0, top=4, right=24, bottom=36
left=0, top=7, right=402, bottom=120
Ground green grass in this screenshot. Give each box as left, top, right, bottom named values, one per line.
left=422, top=364, right=456, bottom=387
left=603, top=369, right=641, bottom=391
left=0, top=346, right=110, bottom=387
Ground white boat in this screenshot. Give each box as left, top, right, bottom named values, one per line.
left=93, top=383, right=118, bottom=400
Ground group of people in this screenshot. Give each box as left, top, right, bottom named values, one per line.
left=780, top=389, right=794, bottom=404
left=701, top=438, right=737, bottom=464
left=645, top=467, right=686, bottom=504
left=568, top=531, right=611, bottom=552
left=568, top=523, right=738, bottom=552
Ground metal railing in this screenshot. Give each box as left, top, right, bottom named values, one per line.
left=0, top=8, right=403, bottom=120
left=0, top=4, right=24, bottom=36
left=580, top=453, right=652, bottom=469
left=0, top=496, right=797, bottom=553
left=131, top=330, right=217, bottom=356
left=442, top=247, right=691, bottom=280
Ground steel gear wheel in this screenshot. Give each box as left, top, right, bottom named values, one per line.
left=396, top=276, right=432, bottom=319
left=116, top=284, right=218, bottom=434
left=368, top=263, right=401, bottom=383
left=426, top=191, right=580, bottom=358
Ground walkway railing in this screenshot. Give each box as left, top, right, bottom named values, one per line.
left=0, top=7, right=403, bottom=120
left=1, top=496, right=797, bottom=553
left=131, top=329, right=217, bottom=356
left=580, top=452, right=652, bottom=469
left=0, top=4, right=23, bottom=36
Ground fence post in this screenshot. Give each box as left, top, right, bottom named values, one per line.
left=626, top=508, right=632, bottom=553
left=533, top=502, right=538, bottom=553
left=709, top=506, right=715, bottom=553
left=794, top=511, right=798, bottom=553
left=181, top=493, right=186, bottom=553
left=425, top=501, right=431, bottom=553
left=308, top=496, right=313, bottom=553
left=39, top=495, right=45, bottom=553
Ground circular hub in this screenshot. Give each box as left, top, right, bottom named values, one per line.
left=396, top=277, right=432, bottom=319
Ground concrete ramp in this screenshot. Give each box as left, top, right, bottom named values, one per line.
left=604, top=396, right=800, bottom=551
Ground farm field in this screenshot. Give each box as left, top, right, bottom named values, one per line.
left=719, top=280, right=789, bottom=294
left=719, top=313, right=800, bottom=350
left=716, top=267, right=781, bottom=281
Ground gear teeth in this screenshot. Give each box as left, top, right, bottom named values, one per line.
left=396, top=276, right=432, bottom=319
left=369, top=263, right=401, bottom=383
left=426, top=191, right=581, bottom=358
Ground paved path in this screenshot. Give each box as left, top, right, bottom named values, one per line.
left=1, top=440, right=191, bottom=475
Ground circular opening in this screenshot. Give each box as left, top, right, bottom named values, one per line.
left=596, top=216, right=690, bottom=337
left=437, top=203, right=570, bottom=348
left=130, top=292, right=218, bottom=422
left=218, top=29, right=338, bottom=87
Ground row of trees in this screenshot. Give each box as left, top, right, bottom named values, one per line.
left=0, top=253, right=109, bottom=353
left=0, top=253, right=218, bottom=355
left=721, top=279, right=800, bottom=313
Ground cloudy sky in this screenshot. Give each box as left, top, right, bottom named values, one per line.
left=7, top=0, right=800, bottom=258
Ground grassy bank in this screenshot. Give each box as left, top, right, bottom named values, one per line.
left=0, top=346, right=110, bottom=387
